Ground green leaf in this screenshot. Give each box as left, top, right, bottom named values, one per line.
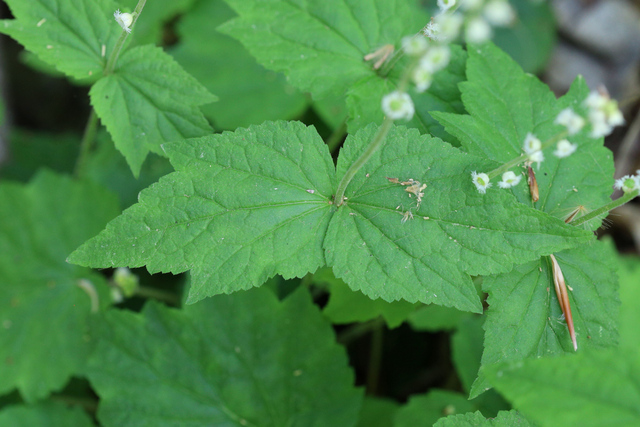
left=0, top=0, right=121, bottom=81
left=0, top=402, right=94, bottom=427
left=408, top=304, right=471, bottom=332
left=90, top=44, right=216, bottom=176
left=0, top=171, right=119, bottom=402
left=471, top=240, right=620, bottom=398
left=87, top=287, right=362, bottom=426
left=171, top=0, right=308, bottom=130
left=122, top=0, right=198, bottom=46
left=69, top=121, right=335, bottom=304
left=486, top=347, right=640, bottom=427
left=325, top=125, right=592, bottom=312
left=492, top=0, right=556, bottom=74
left=218, top=0, right=428, bottom=99
left=618, top=256, right=640, bottom=348
left=394, top=390, right=476, bottom=427
left=346, top=45, right=466, bottom=137
left=318, top=268, right=417, bottom=328
left=451, top=316, right=485, bottom=393
left=357, top=397, right=399, bottom=427
left=433, top=43, right=614, bottom=225
left=433, top=410, right=533, bottom=426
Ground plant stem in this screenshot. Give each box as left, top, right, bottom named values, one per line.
left=571, top=189, right=639, bottom=227
left=74, top=109, right=99, bottom=178
left=487, top=130, right=569, bottom=179
left=135, top=285, right=180, bottom=305
left=366, top=321, right=384, bottom=395
left=337, top=317, right=384, bottom=345
left=334, top=117, right=393, bottom=206
left=104, top=0, right=147, bottom=75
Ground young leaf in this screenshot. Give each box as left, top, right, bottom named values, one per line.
left=486, top=347, right=640, bottom=427
left=0, top=402, right=94, bottom=427
left=218, top=0, right=428, bottom=99
left=408, top=305, right=471, bottom=332
left=69, top=121, right=335, bottom=304
left=325, top=125, right=592, bottom=312
left=433, top=43, right=613, bottom=224
left=87, top=287, right=362, bottom=426
left=171, top=0, right=308, bottom=130
left=346, top=45, right=467, bottom=138
left=0, top=171, right=119, bottom=402
left=471, top=240, right=620, bottom=398
left=357, top=397, right=399, bottom=427
left=90, top=45, right=217, bottom=176
left=432, top=410, right=533, bottom=426
left=394, top=390, right=476, bottom=427
left=0, top=0, right=121, bottom=81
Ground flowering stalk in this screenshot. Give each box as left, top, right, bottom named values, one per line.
left=570, top=189, right=639, bottom=227
left=74, top=0, right=147, bottom=178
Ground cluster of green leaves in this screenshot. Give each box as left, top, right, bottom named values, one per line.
left=0, top=0, right=638, bottom=426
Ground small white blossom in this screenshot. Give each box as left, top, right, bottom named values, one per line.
left=460, top=0, right=484, bottom=10
left=614, top=175, right=640, bottom=193
left=382, top=91, right=414, bottom=121
left=114, top=9, right=134, bottom=33
left=419, top=45, right=451, bottom=73
left=402, top=36, right=429, bottom=56
left=412, top=67, right=433, bottom=93
left=584, top=89, right=625, bottom=138
left=498, top=171, right=522, bottom=188
left=555, top=108, right=585, bottom=135
left=438, top=0, right=456, bottom=12
left=523, top=132, right=541, bottom=154
left=471, top=171, right=492, bottom=194
left=434, top=13, right=464, bottom=42
left=554, top=139, right=577, bottom=158
left=528, top=150, right=544, bottom=167
left=423, top=21, right=442, bottom=41
left=483, top=0, right=516, bottom=26
left=465, top=17, right=492, bottom=43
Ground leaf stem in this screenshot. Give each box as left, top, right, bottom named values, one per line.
left=337, top=317, right=385, bottom=345
left=326, top=119, right=347, bottom=154
left=571, top=189, right=639, bottom=227
left=74, top=109, right=99, bottom=178
left=135, top=285, right=180, bottom=305
left=487, top=130, right=569, bottom=179
left=334, top=117, right=393, bottom=206
left=104, top=0, right=147, bottom=76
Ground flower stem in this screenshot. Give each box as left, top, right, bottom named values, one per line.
left=571, top=189, right=639, bottom=227
left=487, top=130, right=569, bottom=179
left=104, top=0, right=147, bottom=75
left=334, top=117, right=393, bottom=206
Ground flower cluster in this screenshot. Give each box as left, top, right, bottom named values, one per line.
left=614, top=172, right=640, bottom=194
left=584, top=89, right=625, bottom=138
left=114, top=9, right=134, bottom=33
left=425, top=0, right=516, bottom=44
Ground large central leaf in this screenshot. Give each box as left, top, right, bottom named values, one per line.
left=324, top=125, right=593, bottom=313
left=69, top=121, right=336, bottom=303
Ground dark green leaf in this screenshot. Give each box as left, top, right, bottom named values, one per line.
left=0, top=402, right=94, bottom=427
left=0, top=171, right=119, bottom=402
left=394, top=390, right=476, bottom=427
left=433, top=410, right=533, bottom=426
left=357, top=397, right=399, bottom=427
left=88, top=287, right=362, bottom=426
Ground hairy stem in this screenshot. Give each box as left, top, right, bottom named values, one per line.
left=571, top=189, right=639, bottom=227
left=104, top=0, right=147, bottom=75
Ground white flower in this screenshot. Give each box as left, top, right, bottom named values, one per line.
left=584, top=89, right=625, bottom=138
left=465, top=17, right=492, bottom=43
left=555, top=108, right=585, bottom=135
left=483, top=0, right=516, bottom=26
left=528, top=150, right=544, bottom=168
left=114, top=9, right=134, bottom=33
left=614, top=175, right=640, bottom=193
left=498, top=171, right=522, bottom=188
left=554, top=139, right=577, bottom=158
left=460, top=0, right=484, bottom=10
left=471, top=171, right=492, bottom=194
left=438, top=0, right=456, bottom=12
left=523, top=132, right=541, bottom=154
left=402, top=36, right=429, bottom=56
left=412, top=67, right=433, bottom=93
left=434, top=13, right=464, bottom=42
left=419, top=45, right=451, bottom=73
left=382, top=91, right=414, bottom=121
left=423, top=21, right=442, bottom=41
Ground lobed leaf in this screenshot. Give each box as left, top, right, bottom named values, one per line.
left=90, top=45, right=217, bottom=176
left=433, top=410, right=533, bottom=426
left=325, top=125, right=593, bottom=312
left=87, top=287, right=362, bottom=426
left=69, top=121, right=335, bottom=304
left=0, top=0, right=121, bottom=81
left=218, top=0, right=428, bottom=99
left=394, top=390, right=476, bottom=427
left=0, top=171, right=119, bottom=402
left=0, top=402, right=94, bottom=427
